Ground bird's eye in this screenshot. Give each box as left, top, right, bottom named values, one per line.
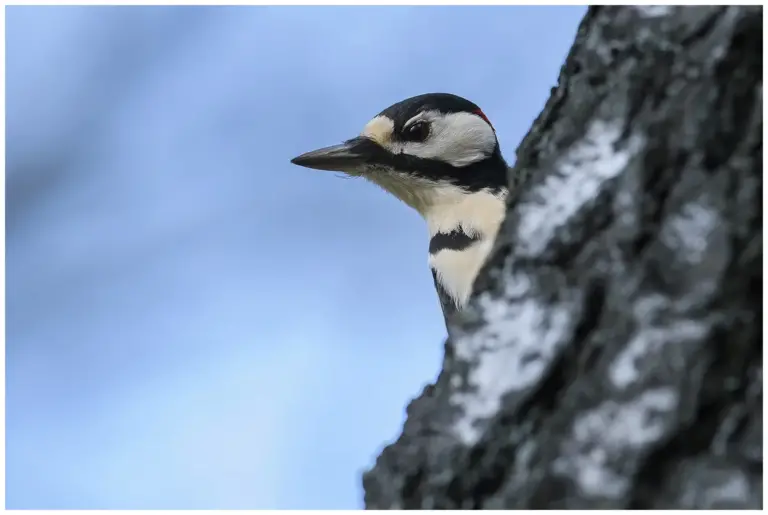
left=402, top=121, right=430, bottom=142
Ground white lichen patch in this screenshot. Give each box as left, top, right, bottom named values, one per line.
left=702, top=473, right=751, bottom=507
left=634, top=5, right=673, bottom=18
left=660, top=199, right=719, bottom=265
left=554, top=388, right=679, bottom=498
left=451, top=273, right=572, bottom=445
left=680, top=466, right=752, bottom=508
left=553, top=452, right=629, bottom=499
left=516, top=119, right=643, bottom=258
left=574, top=389, right=678, bottom=447
left=610, top=293, right=710, bottom=390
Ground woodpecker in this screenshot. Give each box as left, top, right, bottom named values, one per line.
left=291, top=93, right=511, bottom=322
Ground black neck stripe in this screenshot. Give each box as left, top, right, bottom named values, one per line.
left=429, top=229, right=482, bottom=255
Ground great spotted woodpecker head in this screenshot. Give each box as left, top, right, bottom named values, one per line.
left=291, top=93, right=508, bottom=213
left=291, top=93, right=511, bottom=313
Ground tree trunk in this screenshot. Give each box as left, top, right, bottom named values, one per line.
left=362, top=5, right=762, bottom=509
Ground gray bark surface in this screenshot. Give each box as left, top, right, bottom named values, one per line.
left=362, top=6, right=762, bottom=509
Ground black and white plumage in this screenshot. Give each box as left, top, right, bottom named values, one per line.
left=291, top=93, right=510, bottom=323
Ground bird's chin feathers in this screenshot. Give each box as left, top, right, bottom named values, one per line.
left=358, top=166, right=460, bottom=216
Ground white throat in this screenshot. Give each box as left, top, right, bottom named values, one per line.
left=424, top=186, right=508, bottom=309
left=360, top=169, right=507, bottom=310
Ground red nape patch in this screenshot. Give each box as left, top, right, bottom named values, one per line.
left=474, top=109, right=494, bottom=130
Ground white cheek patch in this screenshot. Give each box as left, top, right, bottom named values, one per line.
left=401, top=111, right=497, bottom=168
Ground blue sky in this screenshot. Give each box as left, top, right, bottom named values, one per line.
left=5, top=5, right=584, bottom=509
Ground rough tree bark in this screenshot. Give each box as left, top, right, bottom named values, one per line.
left=362, top=5, right=762, bottom=509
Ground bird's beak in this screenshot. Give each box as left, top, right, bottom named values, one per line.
left=290, top=137, right=374, bottom=173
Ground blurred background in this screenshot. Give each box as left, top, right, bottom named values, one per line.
left=5, top=5, right=584, bottom=509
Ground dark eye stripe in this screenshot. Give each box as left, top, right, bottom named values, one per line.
left=349, top=137, right=507, bottom=193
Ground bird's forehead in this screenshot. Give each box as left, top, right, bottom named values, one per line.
left=361, top=115, right=395, bottom=146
